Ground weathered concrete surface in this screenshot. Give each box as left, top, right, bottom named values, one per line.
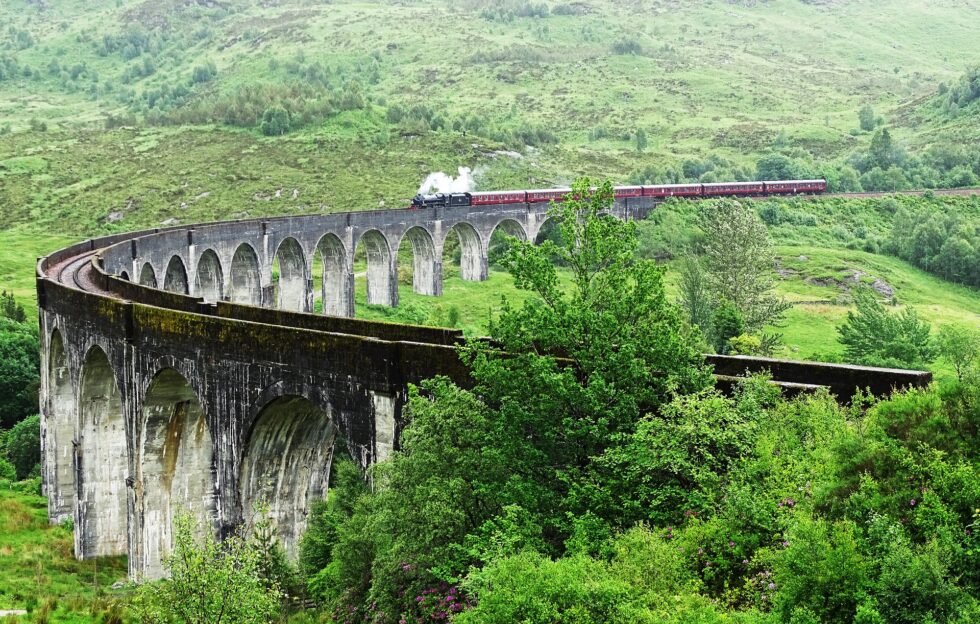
left=38, top=199, right=932, bottom=581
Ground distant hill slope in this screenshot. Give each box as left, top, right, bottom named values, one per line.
left=1, top=0, right=979, bottom=168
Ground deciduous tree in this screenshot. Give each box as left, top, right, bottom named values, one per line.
left=837, top=288, right=936, bottom=368
left=696, top=200, right=790, bottom=337
left=132, top=513, right=283, bottom=624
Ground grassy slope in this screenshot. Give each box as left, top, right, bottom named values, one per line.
left=0, top=489, right=127, bottom=620
left=0, top=0, right=977, bottom=308
left=2, top=0, right=978, bottom=149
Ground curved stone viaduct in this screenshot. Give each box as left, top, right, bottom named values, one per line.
left=37, top=196, right=929, bottom=580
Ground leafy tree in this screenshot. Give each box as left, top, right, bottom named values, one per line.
left=6, top=414, right=40, bottom=480
left=859, top=104, right=876, bottom=131
left=299, top=458, right=367, bottom=577
left=869, top=127, right=895, bottom=169
left=936, top=325, right=980, bottom=380
left=711, top=299, right=744, bottom=354
left=132, top=513, right=283, bottom=624
left=728, top=332, right=763, bottom=356
left=634, top=127, right=647, bottom=152
left=0, top=317, right=40, bottom=429
left=259, top=106, right=289, bottom=136
left=697, top=200, right=791, bottom=335
left=837, top=288, right=936, bottom=368
left=309, top=179, right=710, bottom=618
left=677, top=255, right=713, bottom=342
left=581, top=388, right=758, bottom=527
left=191, top=60, right=217, bottom=84
left=773, top=518, right=871, bottom=624
left=1, top=290, right=26, bottom=323
left=0, top=457, right=15, bottom=481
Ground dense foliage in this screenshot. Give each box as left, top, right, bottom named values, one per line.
left=296, top=181, right=980, bottom=622
left=887, top=202, right=980, bottom=287
left=0, top=292, right=39, bottom=429
left=837, top=288, right=937, bottom=369
left=133, top=513, right=284, bottom=624
left=301, top=179, right=710, bottom=621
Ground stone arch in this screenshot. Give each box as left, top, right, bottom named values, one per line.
left=77, top=345, right=128, bottom=558
left=137, top=368, right=215, bottom=579
left=314, top=233, right=353, bottom=317
left=163, top=256, right=189, bottom=294
left=119, top=271, right=130, bottom=282
left=229, top=243, right=262, bottom=306
left=139, top=263, right=157, bottom=288
left=239, top=395, right=336, bottom=558
left=46, top=329, right=75, bottom=523
left=273, top=237, right=309, bottom=312
left=443, top=222, right=487, bottom=282
left=533, top=216, right=561, bottom=246
left=355, top=229, right=396, bottom=307
left=195, top=249, right=224, bottom=302
left=398, top=226, right=440, bottom=296
left=487, top=219, right=527, bottom=270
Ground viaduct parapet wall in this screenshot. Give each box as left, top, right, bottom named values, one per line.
left=37, top=198, right=930, bottom=580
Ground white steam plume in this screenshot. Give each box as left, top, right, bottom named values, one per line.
left=417, top=167, right=475, bottom=195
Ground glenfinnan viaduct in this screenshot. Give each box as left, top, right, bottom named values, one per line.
left=37, top=196, right=929, bottom=580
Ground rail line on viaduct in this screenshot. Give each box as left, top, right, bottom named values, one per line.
left=37, top=194, right=931, bottom=580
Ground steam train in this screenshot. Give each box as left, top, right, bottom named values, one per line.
left=411, top=179, right=828, bottom=209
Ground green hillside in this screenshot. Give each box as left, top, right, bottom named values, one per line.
left=1, top=0, right=979, bottom=301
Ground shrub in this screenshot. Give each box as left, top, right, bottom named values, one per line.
left=6, top=414, right=40, bottom=480
left=191, top=61, right=217, bottom=84
left=773, top=517, right=870, bottom=624
left=837, top=288, right=936, bottom=368
left=259, top=106, right=289, bottom=136
left=132, top=513, right=283, bottom=623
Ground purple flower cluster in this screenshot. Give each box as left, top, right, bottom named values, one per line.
left=777, top=497, right=796, bottom=508
left=406, top=582, right=474, bottom=622
left=747, top=569, right=776, bottom=609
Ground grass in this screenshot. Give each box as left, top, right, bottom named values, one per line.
left=0, top=227, right=76, bottom=309
left=0, top=488, right=128, bottom=622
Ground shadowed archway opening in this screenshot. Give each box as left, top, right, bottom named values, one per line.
left=487, top=219, right=527, bottom=272
left=313, top=233, right=352, bottom=317
left=229, top=243, right=262, bottom=306
left=139, top=263, right=157, bottom=288
left=77, top=346, right=127, bottom=559
left=533, top=217, right=564, bottom=246
left=119, top=271, right=130, bottom=282
left=195, top=249, right=224, bottom=302
left=239, top=396, right=336, bottom=559
left=163, top=256, right=189, bottom=294
left=354, top=230, right=396, bottom=307
left=47, top=330, right=75, bottom=523
left=397, top=226, right=440, bottom=296
left=441, top=222, right=486, bottom=282
left=138, top=368, right=215, bottom=579
left=272, top=237, right=309, bottom=312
